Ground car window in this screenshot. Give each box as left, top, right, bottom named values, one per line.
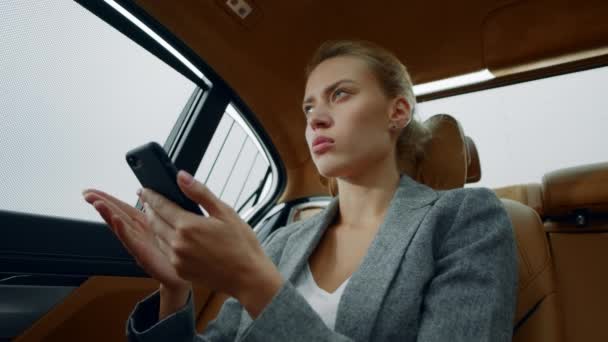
left=196, top=103, right=275, bottom=217
left=0, top=0, right=194, bottom=222
left=417, top=66, right=607, bottom=188
left=0, top=0, right=281, bottom=224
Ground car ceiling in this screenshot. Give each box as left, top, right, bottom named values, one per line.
left=136, top=0, right=608, bottom=199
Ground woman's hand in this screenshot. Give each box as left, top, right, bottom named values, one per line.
left=136, top=170, right=283, bottom=318
left=82, top=188, right=190, bottom=293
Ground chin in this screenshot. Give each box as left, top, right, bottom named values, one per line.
left=313, top=156, right=353, bottom=179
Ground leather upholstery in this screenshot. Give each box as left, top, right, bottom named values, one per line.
left=465, top=136, right=481, bottom=183
left=494, top=184, right=544, bottom=217
left=501, top=199, right=564, bottom=341
left=548, top=232, right=608, bottom=342
left=513, top=293, right=563, bottom=342
left=541, top=162, right=608, bottom=342
left=542, top=162, right=608, bottom=217
left=415, top=114, right=467, bottom=190
left=291, top=206, right=324, bottom=222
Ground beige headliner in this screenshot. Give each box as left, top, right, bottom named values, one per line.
left=137, top=0, right=608, bottom=200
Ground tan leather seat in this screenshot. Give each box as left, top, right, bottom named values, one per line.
left=542, top=162, right=608, bottom=220
left=415, top=113, right=467, bottom=189
left=464, top=136, right=481, bottom=183
left=494, top=184, right=544, bottom=217
left=541, top=162, right=608, bottom=342
left=420, top=117, right=564, bottom=340
left=503, top=199, right=564, bottom=342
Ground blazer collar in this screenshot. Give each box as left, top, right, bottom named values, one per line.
left=334, top=175, right=437, bottom=340
left=238, top=174, right=437, bottom=339
left=281, top=175, right=437, bottom=338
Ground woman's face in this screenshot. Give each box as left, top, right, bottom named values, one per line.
left=303, top=56, right=399, bottom=179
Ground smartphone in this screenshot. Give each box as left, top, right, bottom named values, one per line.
left=126, top=142, right=203, bottom=215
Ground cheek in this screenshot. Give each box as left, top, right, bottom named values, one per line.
left=304, top=125, right=313, bottom=144
left=340, top=102, right=385, bottom=136
left=342, top=105, right=391, bottom=152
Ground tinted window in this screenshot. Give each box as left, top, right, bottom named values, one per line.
left=0, top=0, right=195, bottom=221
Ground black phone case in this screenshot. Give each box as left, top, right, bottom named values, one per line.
left=126, top=142, right=203, bottom=215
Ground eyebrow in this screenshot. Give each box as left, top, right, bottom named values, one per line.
left=302, top=79, right=356, bottom=107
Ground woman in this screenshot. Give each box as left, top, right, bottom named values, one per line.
left=83, top=40, right=517, bottom=341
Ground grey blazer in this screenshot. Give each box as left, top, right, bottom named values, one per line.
left=127, top=175, right=518, bottom=342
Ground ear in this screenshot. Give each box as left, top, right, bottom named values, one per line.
left=388, top=96, right=412, bottom=128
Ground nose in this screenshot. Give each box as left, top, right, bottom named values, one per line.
left=308, top=106, right=332, bottom=131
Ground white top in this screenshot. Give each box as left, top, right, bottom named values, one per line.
left=293, top=263, right=351, bottom=330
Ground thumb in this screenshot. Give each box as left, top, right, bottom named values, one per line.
left=177, top=170, right=225, bottom=216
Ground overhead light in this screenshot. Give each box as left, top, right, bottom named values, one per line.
left=413, top=69, right=495, bottom=96
left=104, top=0, right=210, bottom=85
left=226, top=0, right=253, bottom=19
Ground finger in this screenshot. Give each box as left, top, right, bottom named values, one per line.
left=91, top=200, right=118, bottom=232
left=143, top=202, right=176, bottom=248
left=84, top=189, right=145, bottom=226
left=93, top=199, right=144, bottom=235
left=113, top=215, right=184, bottom=286
left=155, top=234, right=175, bottom=261
left=111, top=214, right=147, bottom=259
left=139, top=188, right=192, bottom=228
left=176, top=170, right=226, bottom=217
left=83, top=189, right=146, bottom=226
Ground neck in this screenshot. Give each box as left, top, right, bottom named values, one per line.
left=335, top=161, right=401, bottom=230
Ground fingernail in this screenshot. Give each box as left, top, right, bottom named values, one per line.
left=178, top=170, right=195, bottom=186
left=136, top=188, right=142, bottom=196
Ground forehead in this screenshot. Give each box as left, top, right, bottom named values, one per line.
left=305, top=56, right=376, bottom=96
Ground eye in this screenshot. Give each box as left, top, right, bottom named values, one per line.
left=303, top=105, right=313, bottom=115
left=332, top=88, right=349, bottom=102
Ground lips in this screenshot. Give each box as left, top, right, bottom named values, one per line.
left=312, top=136, right=335, bottom=154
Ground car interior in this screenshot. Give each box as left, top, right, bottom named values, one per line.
left=1, top=0, right=607, bottom=341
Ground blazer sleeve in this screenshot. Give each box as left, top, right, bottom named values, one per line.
left=126, top=219, right=355, bottom=342
left=124, top=224, right=290, bottom=342
left=126, top=289, right=241, bottom=342
left=416, top=188, right=518, bottom=342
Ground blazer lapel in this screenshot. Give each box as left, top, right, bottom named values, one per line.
left=236, top=175, right=436, bottom=340
left=236, top=197, right=340, bottom=337
left=334, top=175, right=437, bottom=340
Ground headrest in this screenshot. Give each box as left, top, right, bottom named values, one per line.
left=542, top=162, right=608, bottom=217
left=494, top=184, right=544, bottom=217
left=416, top=114, right=467, bottom=190
left=465, top=136, right=481, bottom=183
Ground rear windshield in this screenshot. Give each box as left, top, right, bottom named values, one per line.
left=417, top=66, right=607, bottom=188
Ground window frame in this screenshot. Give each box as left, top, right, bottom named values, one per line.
left=77, top=0, right=286, bottom=226
left=0, top=0, right=286, bottom=279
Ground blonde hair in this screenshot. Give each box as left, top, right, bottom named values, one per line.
left=306, top=40, right=431, bottom=195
